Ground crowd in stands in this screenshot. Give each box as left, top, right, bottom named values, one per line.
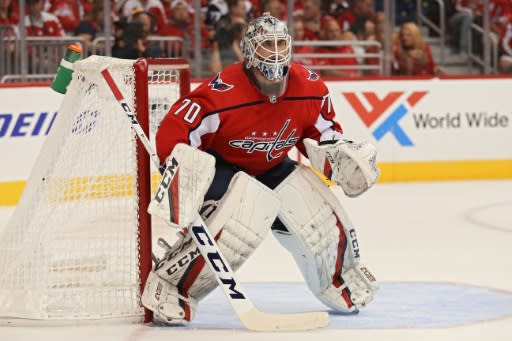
left=1, top=0, right=512, bottom=76
left=446, top=0, right=512, bottom=73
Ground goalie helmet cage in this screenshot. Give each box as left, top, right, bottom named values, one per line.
left=0, top=56, right=190, bottom=324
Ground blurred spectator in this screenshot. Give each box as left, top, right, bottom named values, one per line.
left=74, top=1, right=108, bottom=53
left=81, top=0, right=96, bottom=20
left=112, top=10, right=163, bottom=59
left=369, top=10, right=385, bottom=42
left=326, top=0, right=350, bottom=19
left=161, top=0, right=172, bottom=18
left=120, top=0, right=168, bottom=35
left=23, top=0, right=65, bottom=74
left=343, top=30, right=366, bottom=65
left=350, top=0, right=376, bottom=40
left=261, top=0, right=285, bottom=20
left=364, top=11, right=385, bottom=75
left=0, top=0, right=18, bottom=63
left=47, top=0, right=82, bottom=35
left=282, top=0, right=304, bottom=18
left=205, top=0, right=229, bottom=27
left=315, top=18, right=360, bottom=77
left=209, top=0, right=247, bottom=73
left=292, top=17, right=316, bottom=65
left=206, top=0, right=252, bottom=27
left=134, top=8, right=156, bottom=34
left=0, top=0, right=18, bottom=25
left=161, top=0, right=195, bottom=18
left=301, top=0, right=323, bottom=40
left=392, top=22, right=441, bottom=76
left=336, top=0, right=357, bottom=32
left=490, top=0, right=512, bottom=45
left=166, top=0, right=192, bottom=37
left=25, top=0, right=65, bottom=36
left=364, top=17, right=376, bottom=39
left=448, top=0, right=482, bottom=56
left=165, top=0, right=193, bottom=56
left=499, top=23, right=512, bottom=73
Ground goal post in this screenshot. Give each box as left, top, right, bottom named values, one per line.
left=0, top=56, right=190, bottom=324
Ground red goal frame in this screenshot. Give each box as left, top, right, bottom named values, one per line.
left=134, top=58, right=190, bottom=322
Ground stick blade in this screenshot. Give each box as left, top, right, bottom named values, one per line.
left=239, top=308, right=329, bottom=332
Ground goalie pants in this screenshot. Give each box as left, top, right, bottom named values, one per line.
left=199, top=151, right=296, bottom=250
left=204, top=151, right=297, bottom=202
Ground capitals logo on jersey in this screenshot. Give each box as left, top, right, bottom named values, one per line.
left=229, top=119, right=299, bottom=162
left=209, top=73, right=234, bottom=92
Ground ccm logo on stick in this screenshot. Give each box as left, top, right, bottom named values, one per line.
left=191, top=224, right=246, bottom=299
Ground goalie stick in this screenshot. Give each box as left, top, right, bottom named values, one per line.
left=100, top=67, right=329, bottom=332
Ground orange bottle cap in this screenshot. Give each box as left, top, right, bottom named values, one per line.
left=68, top=44, right=82, bottom=53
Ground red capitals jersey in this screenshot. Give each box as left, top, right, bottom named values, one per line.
left=24, top=12, right=64, bottom=37
left=156, top=62, right=343, bottom=176
left=47, top=0, right=82, bottom=33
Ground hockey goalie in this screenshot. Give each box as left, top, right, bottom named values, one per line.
left=142, top=12, right=380, bottom=324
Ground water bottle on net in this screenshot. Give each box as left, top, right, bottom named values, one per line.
left=51, top=43, right=82, bottom=94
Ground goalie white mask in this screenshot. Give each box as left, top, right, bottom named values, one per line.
left=241, top=13, right=292, bottom=100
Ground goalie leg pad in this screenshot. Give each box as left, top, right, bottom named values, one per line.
left=143, top=172, right=280, bottom=323
left=142, top=270, right=198, bottom=324
left=273, top=165, right=378, bottom=312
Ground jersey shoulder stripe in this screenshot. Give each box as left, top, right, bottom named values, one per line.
left=205, top=100, right=265, bottom=116
left=283, top=96, right=324, bottom=101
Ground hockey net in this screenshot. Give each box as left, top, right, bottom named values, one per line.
left=0, top=56, right=190, bottom=323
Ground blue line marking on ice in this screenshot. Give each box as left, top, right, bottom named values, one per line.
left=186, top=282, right=512, bottom=329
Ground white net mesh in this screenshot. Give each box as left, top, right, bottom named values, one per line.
left=146, top=64, right=185, bottom=261
left=0, top=56, right=186, bottom=322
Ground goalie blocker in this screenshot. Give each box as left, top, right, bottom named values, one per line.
left=143, top=143, right=378, bottom=324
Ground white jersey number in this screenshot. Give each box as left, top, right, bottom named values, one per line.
left=174, top=99, right=201, bottom=124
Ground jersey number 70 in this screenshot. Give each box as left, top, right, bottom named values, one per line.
left=174, top=99, right=201, bottom=124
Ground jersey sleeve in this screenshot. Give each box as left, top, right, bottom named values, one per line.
left=155, top=87, right=217, bottom=164
left=298, top=81, right=343, bottom=156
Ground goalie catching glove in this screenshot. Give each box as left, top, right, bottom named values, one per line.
left=304, top=138, right=380, bottom=197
